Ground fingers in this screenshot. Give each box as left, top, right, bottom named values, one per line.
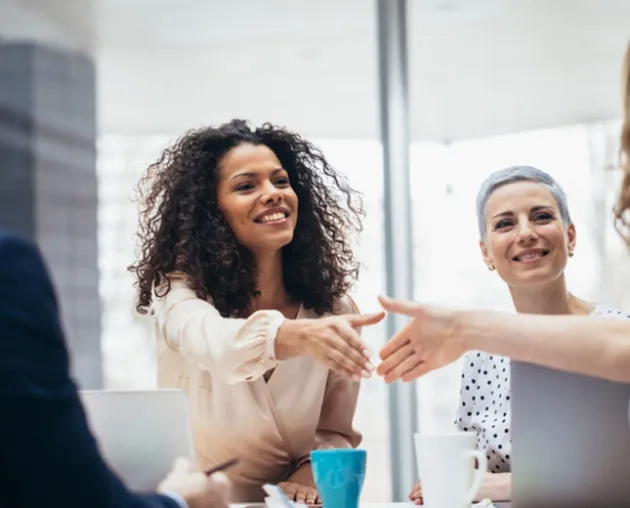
left=346, top=310, right=386, bottom=328
left=409, top=480, right=423, bottom=505
left=278, top=482, right=296, bottom=500
left=309, top=310, right=399, bottom=381
left=401, top=361, right=435, bottom=382
left=306, top=488, right=319, bottom=505
left=376, top=342, right=412, bottom=377
left=378, top=295, right=420, bottom=316
left=330, top=320, right=374, bottom=379
left=381, top=346, right=423, bottom=384
left=278, top=482, right=319, bottom=504
left=295, top=485, right=315, bottom=504
left=326, top=349, right=369, bottom=380
left=283, top=483, right=318, bottom=505
left=409, top=479, right=423, bottom=498
left=294, top=486, right=307, bottom=504
left=337, top=320, right=373, bottom=360
left=379, top=323, right=411, bottom=360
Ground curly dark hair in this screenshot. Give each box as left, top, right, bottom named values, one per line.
left=129, top=119, right=364, bottom=317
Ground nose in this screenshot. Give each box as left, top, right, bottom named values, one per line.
left=516, top=218, right=538, bottom=244
left=260, top=181, right=282, bottom=205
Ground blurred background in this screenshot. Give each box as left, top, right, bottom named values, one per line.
left=1, top=0, right=629, bottom=502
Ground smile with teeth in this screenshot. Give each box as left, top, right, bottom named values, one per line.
left=513, top=249, right=550, bottom=262
left=256, top=212, right=288, bottom=224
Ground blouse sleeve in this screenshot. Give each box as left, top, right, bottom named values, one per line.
left=152, top=273, right=286, bottom=384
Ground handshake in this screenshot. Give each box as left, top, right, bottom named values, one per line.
left=277, top=295, right=464, bottom=384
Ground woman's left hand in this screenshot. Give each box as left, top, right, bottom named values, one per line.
left=278, top=462, right=320, bottom=505
left=277, top=480, right=319, bottom=504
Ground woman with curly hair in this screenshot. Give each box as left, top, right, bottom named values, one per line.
left=129, top=119, right=384, bottom=503
left=378, top=42, right=630, bottom=384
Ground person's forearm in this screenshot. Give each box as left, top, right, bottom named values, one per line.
left=460, top=311, right=630, bottom=382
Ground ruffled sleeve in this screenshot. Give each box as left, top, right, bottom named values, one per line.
left=152, top=273, right=286, bottom=384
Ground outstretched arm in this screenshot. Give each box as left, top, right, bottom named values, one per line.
left=377, top=296, right=630, bottom=383
left=460, top=309, right=630, bottom=382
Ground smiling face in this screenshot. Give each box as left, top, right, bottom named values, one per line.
left=480, top=181, right=576, bottom=288
left=217, top=142, right=298, bottom=254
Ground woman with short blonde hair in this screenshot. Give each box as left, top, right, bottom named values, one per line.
left=379, top=43, right=630, bottom=387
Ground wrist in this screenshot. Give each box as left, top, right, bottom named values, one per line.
left=454, top=309, right=479, bottom=353
left=293, top=456, right=311, bottom=473
left=275, top=319, right=308, bottom=360
left=288, top=460, right=315, bottom=486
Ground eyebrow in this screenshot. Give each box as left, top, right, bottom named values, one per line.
left=491, top=205, right=552, bottom=220
left=229, top=167, right=284, bottom=182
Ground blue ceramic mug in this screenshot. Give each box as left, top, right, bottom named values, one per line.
left=310, top=449, right=366, bottom=508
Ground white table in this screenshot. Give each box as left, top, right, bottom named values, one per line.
left=231, top=505, right=411, bottom=507
left=232, top=503, right=511, bottom=507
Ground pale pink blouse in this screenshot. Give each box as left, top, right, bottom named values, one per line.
left=151, top=273, right=362, bottom=502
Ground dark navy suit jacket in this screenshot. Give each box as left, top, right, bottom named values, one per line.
left=0, top=231, right=179, bottom=507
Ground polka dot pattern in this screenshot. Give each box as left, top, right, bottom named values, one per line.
left=455, top=304, right=630, bottom=474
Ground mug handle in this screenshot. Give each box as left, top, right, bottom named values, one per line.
left=462, top=449, right=487, bottom=505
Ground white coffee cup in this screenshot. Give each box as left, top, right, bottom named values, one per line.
left=414, top=431, right=487, bottom=508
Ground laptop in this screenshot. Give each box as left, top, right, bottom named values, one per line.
left=511, top=361, right=630, bottom=508
left=80, top=389, right=195, bottom=490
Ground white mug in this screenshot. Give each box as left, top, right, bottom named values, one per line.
left=414, top=431, right=487, bottom=508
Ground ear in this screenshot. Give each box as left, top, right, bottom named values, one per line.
left=567, top=223, right=577, bottom=255
left=479, top=239, right=493, bottom=269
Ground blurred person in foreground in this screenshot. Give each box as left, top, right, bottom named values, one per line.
left=378, top=43, right=630, bottom=386
left=0, top=230, right=230, bottom=508
left=408, top=166, right=630, bottom=505
left=130, top=119, right=382, bottom=503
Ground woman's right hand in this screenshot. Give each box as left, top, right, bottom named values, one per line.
left=158, top=458, right=231, bottom=508
left=276, top=312, right=385, bottom=380
left=409, top=480, right=423, bottom=505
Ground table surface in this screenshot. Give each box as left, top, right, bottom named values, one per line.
left=231, top=505, right=412, bottom=507
left=231, top=505, right=417, bottom=507
left=232, top=503, right=511, bottom=507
